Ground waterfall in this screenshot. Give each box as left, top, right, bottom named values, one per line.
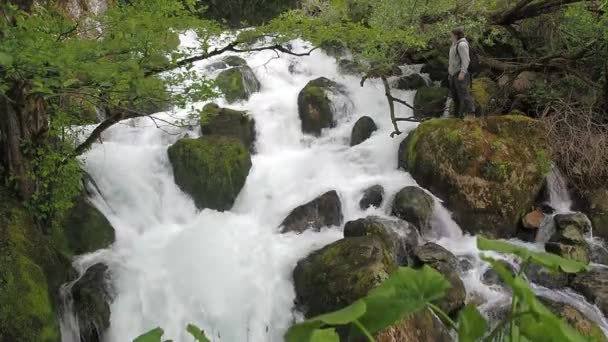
left=60, top=35, right=608, bottom=342
left=546, top=165, right=573, bottom=213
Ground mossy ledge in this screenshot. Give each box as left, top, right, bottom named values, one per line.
left=399, top=115, right=550, bottom=238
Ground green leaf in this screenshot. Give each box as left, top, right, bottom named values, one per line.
left=186, top=324, right=211, bottom=342
left=133, top=327, right=164, bottom=342
left=0, top=52, right=13, bottom=67
left=62, top=78, right=80, bottom=88
left=310, top=328, right=340, bottom=342
left=457, top=304, right=487, bottom=342
left=477, top=237, right=588, bottom=273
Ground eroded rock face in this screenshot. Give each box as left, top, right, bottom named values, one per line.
left=359, top=185, right=384, bottom=209
left=391, top=186, right=434, bottom=235
left=374, top=310, right=451, bottom=342
left=199, top=103, right=256, bottom=151
left=167, top=136, right=252, bottom=210
left=297, top=77, right=344, bottom=136
left=280, top=191, right=343, bottom=233
left=571, top=267, right=608, bottom=317
left=547, top=213, right=592, bottom=264
left=72, top=263, right=113, bottom=342
left=413, top=243, right=466, bottom=315
left=540, top=298, right=608, bottom=342
left=399, top=116, right=550, bottom=238
left=293, top=235, right=396, bottom=317
left=350, top=116, right=377, bottom=146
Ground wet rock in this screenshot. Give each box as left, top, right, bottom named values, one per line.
left=482, top=260, right=516, bottom=287
left=280, top=191, right=343, bottom=233
left=223, top=55, right=247, bottom=67
left=63, top=194, right=115, bottom=255
left=72, top=263, right=113, bottom=342
left=297, top=77, right=344, bottom=136
left=206, top=61, right=228, bottom=71
left=413, top=243, right=465, bottom=315
left=167, top=136, right=252, bottom=210
left=590, top=241, right=608, bottom=265
left=199, top=103, right=256, bottom=151
left=547, top=213, right=592, bottom=264
left=216, top=64, right=261, bottom=103
left=391, top=186, right=434, bottom=234
left=524, top=263, right=568, bottom=289
left=344, top=216, right=420, bottom=266
left=396, top=74, right=427, bottom=91
left=350, top=116, right=377, bottom=146
left=588, top=189, right=608, bottom=240
left=293, top=235, right=396, bottom=317
left=522, top=208, right=544, bottom=230
left=540, top=298, right=608, bottom=341
left=374, top=310, right=451, bottom=342
left=413, top=86, right=449, bottom=119
left=570, top=268, right=608, bottom=317
left=359, top=185, right=384, bottom=209
left=338, top=59, right=361, bottom=75
left=555, top=213, right=592, bottom=235
left=420, top=55, right=449, bottom=87
left=399, top=115, right=550, bottom=238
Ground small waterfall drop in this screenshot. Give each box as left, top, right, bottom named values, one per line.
left=546, top=165, right=573, bottom=213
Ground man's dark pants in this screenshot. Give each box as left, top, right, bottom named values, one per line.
left=449, top=73, right=475, bottom=118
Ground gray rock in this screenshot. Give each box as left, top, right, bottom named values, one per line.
left=71, top=263, right=113, bottom=342
left=350, top=116, right=377, bottom=146
left=280, top=191, right=343, bottom=233
left=359, top=185, right=384, bottom=209
left=391, top=186, right=434, bottom=234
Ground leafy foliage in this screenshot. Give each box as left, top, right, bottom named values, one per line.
left=133, top=324, right=211, bottom=342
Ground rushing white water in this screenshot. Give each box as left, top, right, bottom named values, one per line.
left=63, top=34, right=608, bottom=342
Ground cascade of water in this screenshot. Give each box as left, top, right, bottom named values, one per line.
left=546, top=165, right=573, bottom=213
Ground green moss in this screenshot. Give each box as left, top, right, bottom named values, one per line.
left=216, top=67, right=246, bottom=103
left=413, top=86, right=449, bottom=119
left=62, top=195, right=115, bottom=256
left=472, top=77, right=498, bottom=115
left=297, top=77, right=338, bottom=136
left=199, top=103, right=256, bottom=150
left=167, top=136, right=252, bottom=210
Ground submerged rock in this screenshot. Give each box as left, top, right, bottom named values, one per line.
left=359, top=184, right=384, bottom=209
left=391, top=186, right=434, bottom=234
left=350, top=116, right=377, bottom=146
left=293, top=235, right=396, bottom=317
left=280, top=191, right=342, bottom=233
left=63, top=194, right=115, bottom=255
left=396, top=73, right=428, bottom=91
left=547, top=213, right=592, bottom=264
left=399, top=116, right=550, bottom=238
left=413, top=86, right=449, bottom=119
left=167, top=136, right=252, bottom=211
left=571, top=267, right=608, bottom=317
left=540, top=298, right=608, bottom=342
left=216, top=64, right=261, bottom=103
left=297, top=77, right=344, bottom=136
left=72, top=263, right=112, bottom=342
left=344, top=216, right=420, bottom=266
left=413, top=243, right=465, bottom=315
left=199, top=103, right=256, bottom=151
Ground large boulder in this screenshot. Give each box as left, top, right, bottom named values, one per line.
left=399, top=115, right=551, bottom=238
left=280, top=191, right=342, bottom=233
left=293, top=235, right=396, bottom=317
left=540, top=298, right=608, bottom=342
left=570, top=267, right=608, bottom=317
left=297, top=77, right=343, bottom=136
left=396, top=74, right=428, bottom=91
left=350, top=116, right=377, bottom=146
left=413, top=243, right=466, bottom=315
left=391, top=186, right=434, bottom=234
left=344, top=216, right=420, bottom=266
left=359, top=185, right=384, bottom=210
left=524, top=263, right=568, bottom=289
left=413, top=86, right=449, bottom=119
left=588, top=189, right=608, bottom=240
left=222, top=55, right=247, bottom=67
left=71, top=263, right=113, bottom=342
left=471, top=77, right=499, bottom=116
left=199, top=103, right=256, bottom=151
left=215, top=64, right=261, bottom=103
left=167, top=136, right=252, bottom=210
left=546, top=213, right=591, bottom=264
left=63, top=194, right=115, bottom=255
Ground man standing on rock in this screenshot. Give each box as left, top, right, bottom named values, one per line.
left=448, top=27, right=475, bottom=118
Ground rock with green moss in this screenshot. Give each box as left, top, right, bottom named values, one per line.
left=71, top=263, right=112, bottom=342
left=280, top=191, right=342, bottom=233
left=472, top=77, right=498, bottom=116
left=167, top=136, right=252, bottom=210
left=350, top=116, right=377, bottom=146
left=399, top=115, right=551, bottom=238
left=215, top=65, right=260, bottom=103
left=420, top=54, right=449, bottom=87
left=391, top=186, right=435, bottom=235
left=546, top=213, right=592, bottom=264
left=223, top=55, right=247, bottom=67
left=359, top=184, right=384, bottom=209
left=413, top=243, right=465, bottom=315
left=297, top=77, right=344, bottom=136
left=414, top=86, right=449, bottom=119
left=396, top=74, right=428, bottom=91
left=0, top=188, right=63, bottom=342
left=293, top=235, right=397, bottom=317
left=588, top=189, right=608, bottom=240
left=344, top=216, right=420, bottom=266
left=199, top=103, right=256, bottom=151
left=63, top=194, right=115, bottom=256
left=540, top=298, right=608, bottom=342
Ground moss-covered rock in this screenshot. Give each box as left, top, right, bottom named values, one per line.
left=280, top=191, right=342, bottom=233
left=293, top=235, right=397, bottom=317
left=167, top=136, right=252, bottom=210
left=297, top=77, right=343, bottom=136
left=399, top=115, right=551, bottom=238
left=359, top=184, right=384, bottom=210
left=215, top=65, right=260, bottom=103
left=391, top=186, right=434, bottom=234
left=222, top=55, right=247, bottom=67
left=588, top=189, right=608, bottom=240
left=199, top=103, right=256, bottom=151
left=344, top=216, right=420, bottom=266
left=71, top=263, right=112, bottom=342
left=0, top=189, right=63, bottom=342
left=472, top=77, right=498, bottom=116
left=540, top=298, right=608, bottom=342
left=63, top=194, right=114, bottom=256
left=350, top=116, right=377, bottom=146
left=396, top=74, right=428, bottom=91
left=546, top=213, right=592, bottom=264
left=413, top=86, right=449, bottom=119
